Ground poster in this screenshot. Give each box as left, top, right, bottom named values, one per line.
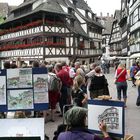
left=7, top=68, right=32, bottom=89
left=7, top=89, right=34, bottom=110
left=0, top=76, right=6, bottom=105
left=0, top=118, right=44, bottom=140
left=88, top=100, right=125, bottom=138
left=34, top=74, right=48, bottom=103
left=0, top=67, right=49, bottom=112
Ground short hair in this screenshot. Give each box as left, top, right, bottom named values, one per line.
left=3, top=61, right=10, bottom=69
left=32, top=61, right=39, bottom=68
left=61, top=61, right=67, bottom=66
left=95, top=66, right=101, bottom=73
left=11, top=63, right=17, bottom=68
left=55, top=63, right=62, bottom=70
left=64, top=106, right=87, bottom=128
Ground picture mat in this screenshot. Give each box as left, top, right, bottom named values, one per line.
left=7, top=89, right=34, bottom=110
left=88, top=105, right=123, bottom=134
left=0, top=76, right=6, bottom=105
left=7, top=68, right=32, bottom=89
left=88, top=100, right=124, bottom=138
left=34, top=74, right=48, bottom=104
left=0, top=118, right=44, bottom=140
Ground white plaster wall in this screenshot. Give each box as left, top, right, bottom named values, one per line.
left=81, top=24, right=87, bottom=33
left=66, top=37, right=69, bottom=47
left=85, top=40, right=89, bottom=48
left=75, top=12, right=85, bottom=23
left=75, top=38, right=78, bottom=47
left=45, top=57, right=69, bottom=63
left=77, top=8, right=85, bottom=17
left=70, top=37, right=73, bottom=46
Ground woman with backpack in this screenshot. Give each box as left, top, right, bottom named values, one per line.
left=47, top=65, right=61, bottom=122
left=58, top=106, right=112, bottom=140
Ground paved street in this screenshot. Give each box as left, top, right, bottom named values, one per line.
left=45, top=68, right=140, bottom=140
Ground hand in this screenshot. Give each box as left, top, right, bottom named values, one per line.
left=99, top=121, right=107, bottom=132
left=99, top=121, right=109, bottom=138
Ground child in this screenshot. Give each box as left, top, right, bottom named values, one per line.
left=72, top=75, right=87, bottom=107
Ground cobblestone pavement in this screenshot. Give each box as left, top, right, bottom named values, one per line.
left=45, top=68, right=140, bottom=140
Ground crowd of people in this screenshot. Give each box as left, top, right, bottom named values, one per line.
left=1, top=58, right=139, bottom=140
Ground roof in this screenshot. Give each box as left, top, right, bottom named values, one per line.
left=65, top=0, right=103, bottom=28
left=114, top=10, right=121, bottom=22
left=11, top=0, right=37, bottom=12
left=99, top=16, right=114, bottom=35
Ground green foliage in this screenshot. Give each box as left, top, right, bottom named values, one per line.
left=0, top=16, right=5, bottom=24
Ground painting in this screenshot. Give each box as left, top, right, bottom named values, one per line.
left=0, top=118, right=44, bottom=140
left=33, top=74, right=48, bottom=104
left=7, top=89, right=34, bottom=110
left=7, top=68, right=32, bottom=89
left=0, top=76, right=6, bottom=105
left=88, top=99, right=125, bottom=138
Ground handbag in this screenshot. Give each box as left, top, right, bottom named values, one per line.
left=135, top=79, right=140, bottom=86
left=114, top=69, right=125, bottom=84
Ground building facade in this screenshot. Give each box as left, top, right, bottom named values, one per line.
left=109, top=10, right=122, bottom=57
left=128, top=0, right=140, bottom=58
left=0, top=0, right=103, bottom=65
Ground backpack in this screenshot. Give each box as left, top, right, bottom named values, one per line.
left=48, top=74, right=61, bottom=92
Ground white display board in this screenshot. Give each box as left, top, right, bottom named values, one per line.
left=88, top=100, right=125, bottom=138
left=0, top=118, right=44, bottom=140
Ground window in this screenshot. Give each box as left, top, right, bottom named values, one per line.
left=134, top=8, right=138, bottom=23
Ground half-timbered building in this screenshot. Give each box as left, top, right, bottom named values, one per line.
left=128, top=0, right=140, bottom=59
left=98, top=13, right=114, bottom=58
left=109, top=10, right=122, bottom=56
left=119, top=0, right=129, bottom=56
left=0, top=0, right=103, bottom=65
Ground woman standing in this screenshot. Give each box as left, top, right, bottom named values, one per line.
left=115, top=63, right=128, bottom=107
left=89, top=66, right=109, bottom=99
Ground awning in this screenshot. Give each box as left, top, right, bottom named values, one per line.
left=130, top=53, right=140, bottom=58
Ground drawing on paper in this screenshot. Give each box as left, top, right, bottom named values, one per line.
left=7, top=68, right=32, bottom=89
left=98, top=107, right=119, bottom=129
left=0, top=76, right=6, bottom=105
left=8, top=89, right=34, bottom=110
left=34, top=74, right=48, bottom=103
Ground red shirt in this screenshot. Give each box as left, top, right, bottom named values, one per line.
left=57, top=69, right=70, bottom=86
left=116, top=68, right=127, bottom=82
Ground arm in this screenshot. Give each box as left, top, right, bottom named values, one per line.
left=82, top=93, right=88, bottom=104
left=94, top=121, right=112, bottom=140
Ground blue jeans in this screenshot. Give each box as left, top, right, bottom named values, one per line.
left=116, top=82, right=127, bottom=100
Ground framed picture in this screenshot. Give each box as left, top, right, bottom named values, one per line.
left=88, top=99, right=125, bottom=138
left=0, top=118, right=44, bottom=140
